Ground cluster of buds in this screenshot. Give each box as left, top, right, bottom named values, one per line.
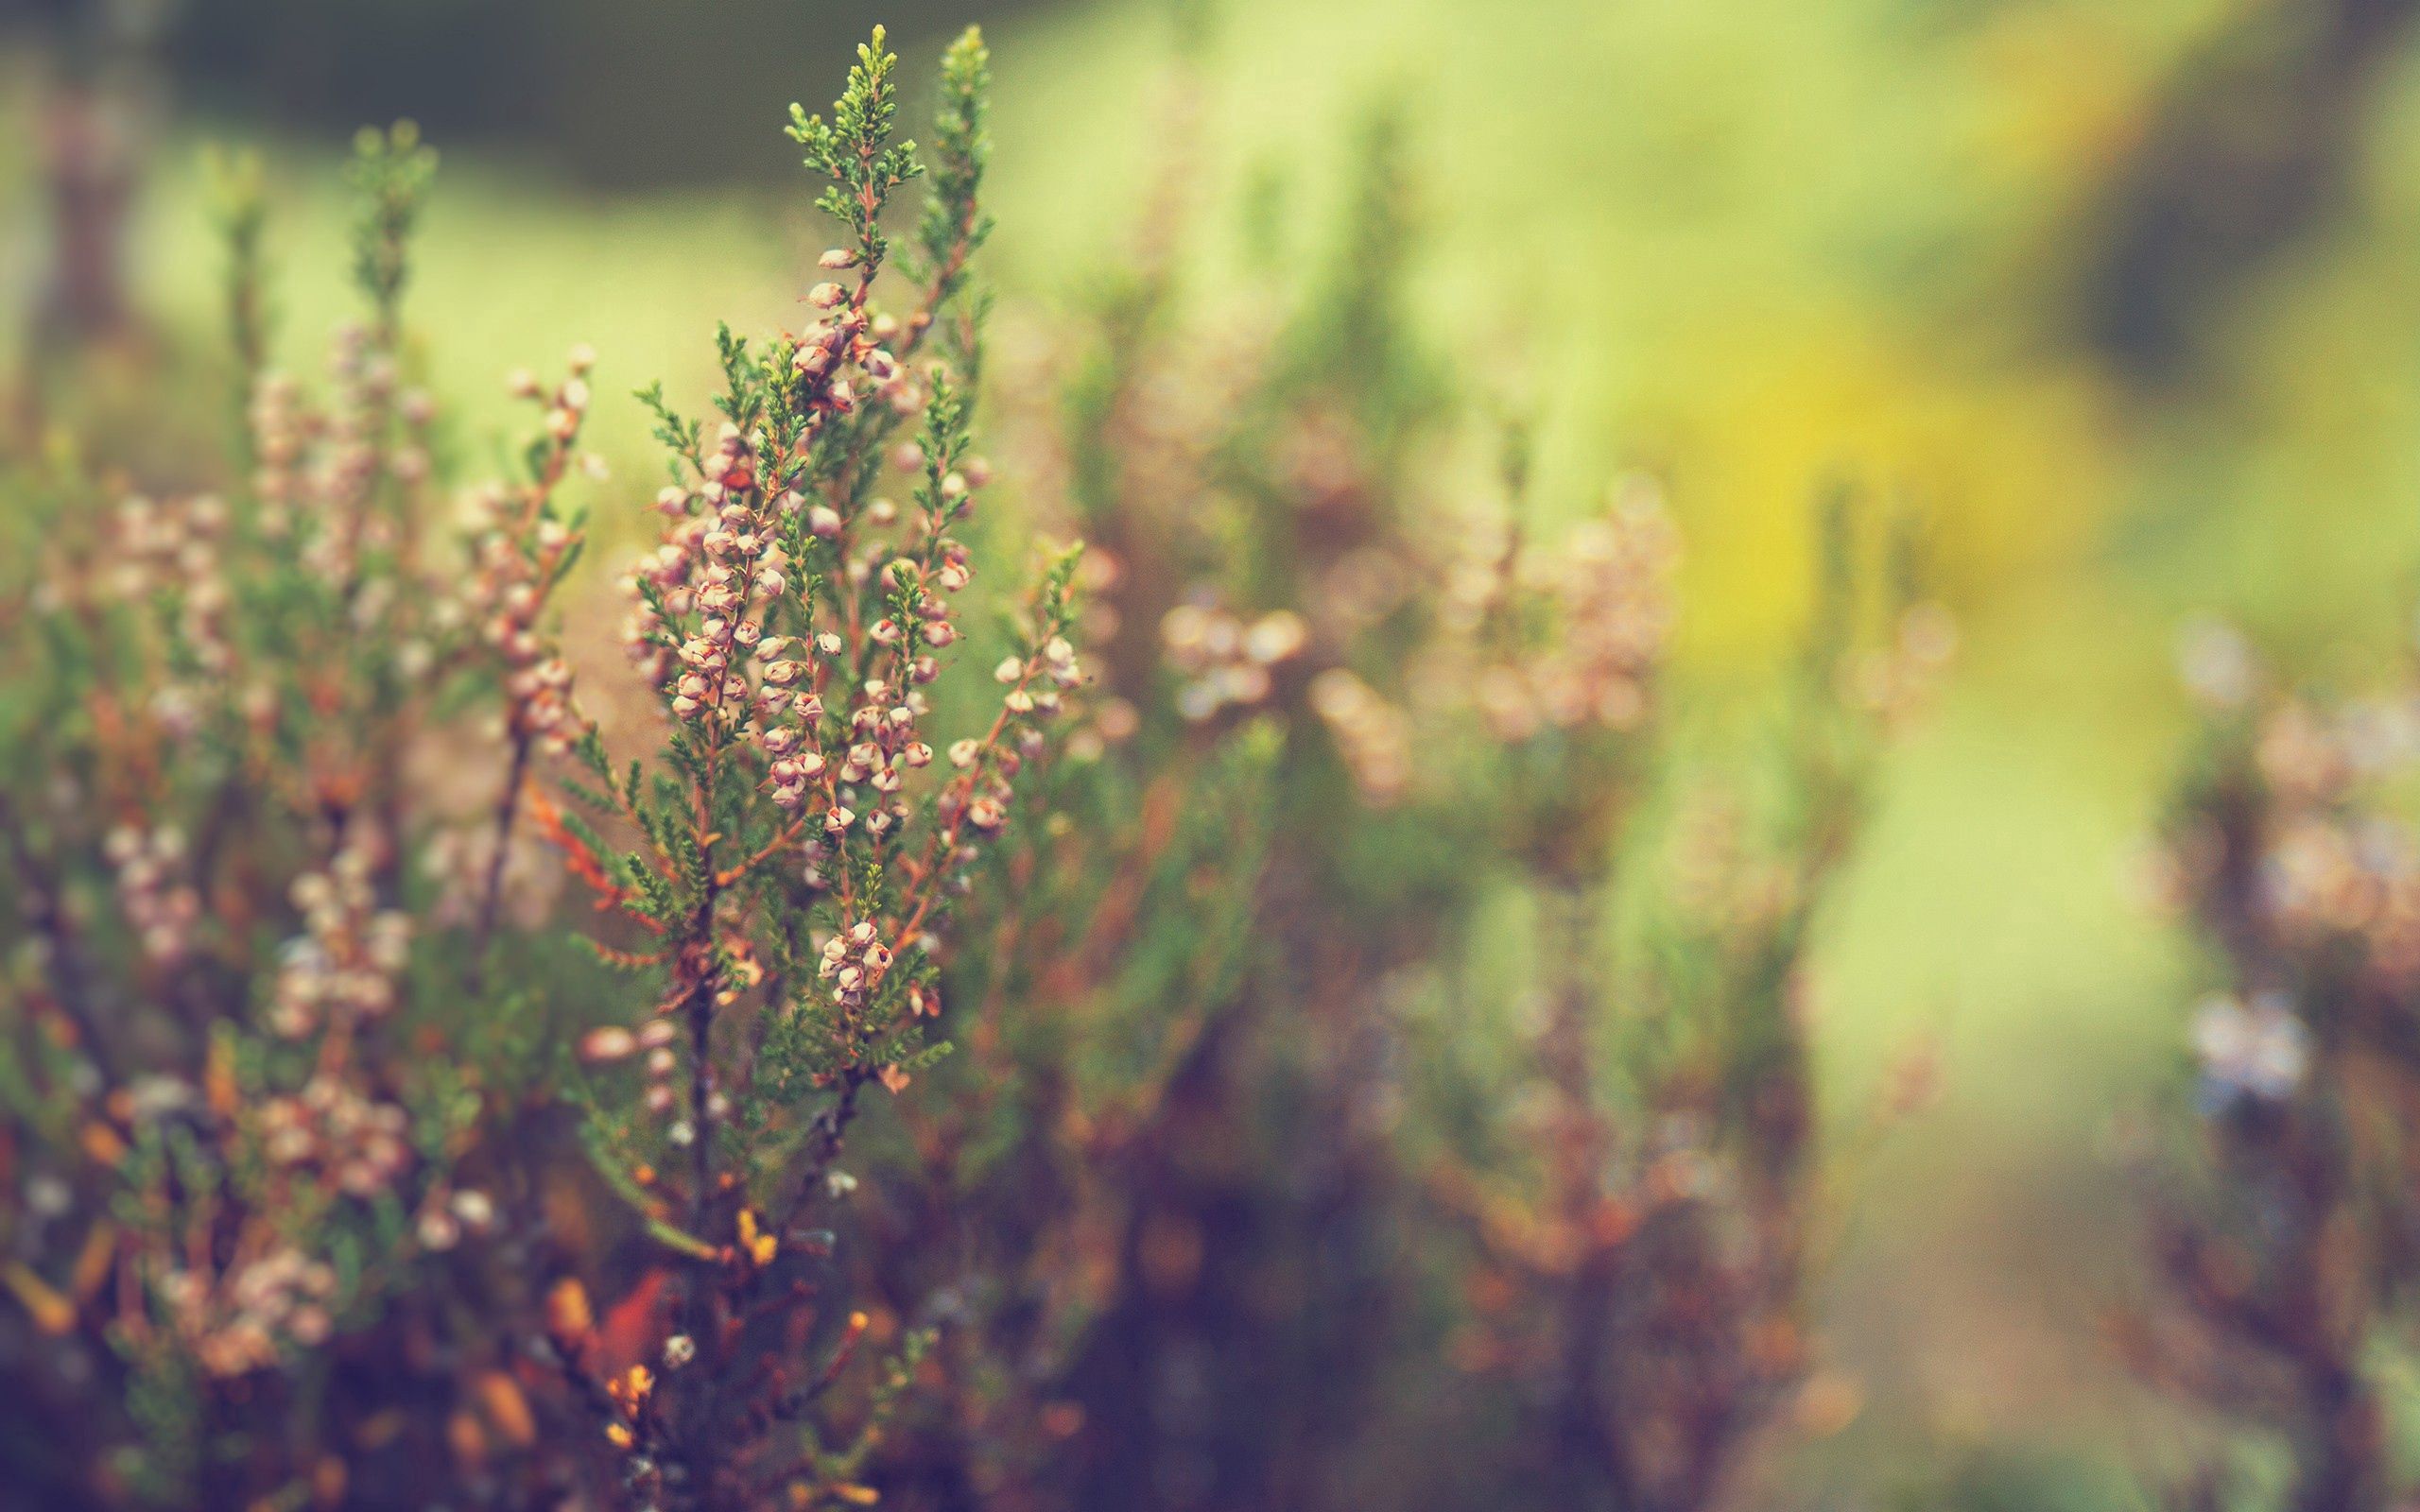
left=658, top=425, right=794, bottom=727
left=1161, top=603, right=1307, bottom=722
left=988, top=637, right=1081, bottom=731
left=1474, top=489, right=1678, bottom=743
left=578, top=1018, right=684, bottom=1118
left=507, top=344, right=599, bottom=440
left=829, top=676, right=930, bottom=836
left=494, top=615, right=578, bottom=751
left=104, top=823, right=201, bottom=964
left=1416, top=481, right=1680, bottom=750
left=457, top=352, right=600, bottom=752
left=2154, top=675, right=2420, bottom=991
left=804, top=251, right=930, bottom=416
left=155, top=1247, right=339, bottom=1379
left=113, top=494, right=234, bottom=687
left=414, top=1187, right=497, bottom=1253
left=1308, top=668, right=1414, bottom=806
left=1661, top=789, right=1803, bottom=936
left=267, top=846, right=411, bottom=1038
left=2260, top=806, right=2420, bottom=978
left=1025, top=633, right=1084, bottom=697
left=2187, top=991, right=2310, bottom=1108
left=756, top=670, right=831, bottom=815
left=818, top=919, right=897, bottom=1009
left=1840, top=601, right=1958, bottom=725
left=791, top=249, right=923, bottom=426
left=621, top=504, right=711, bottom=685
left=291, top=323, right=424, bottom=582
left=926, top=638, right=1085, bottom=842
left=248, top=371, right=309, bottom=538
left=253, top=1075, right=412, bottom=1197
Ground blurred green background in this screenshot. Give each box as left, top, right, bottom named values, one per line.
left=12, top=0, right=2420, bottom=1500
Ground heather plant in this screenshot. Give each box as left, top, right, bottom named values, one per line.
left=518, top=27, right=1098, bottom=1512
left=770, top=68, right=1479, bottom=1506
left=890, top=86, right=1467, bottom=1512
left=835, top=34, right=1947, bottom=1505
left=2121, top=620, right=2420, bottom=1512
left=0, top=14, right=1970, bottom=1511
left=1407, top=495, right=1948, bottom=1512
left=0, top=119, right=607, bottom=1505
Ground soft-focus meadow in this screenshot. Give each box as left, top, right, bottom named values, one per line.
left=11, top=0, right=2420, bottom=1505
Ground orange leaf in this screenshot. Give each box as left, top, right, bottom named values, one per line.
left=3, top=1263, right=75, bottom=1335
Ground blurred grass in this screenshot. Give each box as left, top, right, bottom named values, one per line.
left=17, top=0, right=2420, bottom=1488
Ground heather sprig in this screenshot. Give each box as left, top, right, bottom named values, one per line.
left=458, top=351, right=596, bottom=960
left=346, top=120, right=437, bottom=344
left=786, top=26, right=922, bottom=275
left=912, top=26, right=994, bottom=309
left=200, top=144, right=270, bottom=398
left=1405, top=497, right=1944, bottom=1512
left=535, top=31, right=1082, bottom=1509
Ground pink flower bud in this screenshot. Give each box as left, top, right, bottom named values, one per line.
left=580, top=1026, right=639, bottom=1062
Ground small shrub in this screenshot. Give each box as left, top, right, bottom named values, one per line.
left=0, top=117, right=595, bottom=1504
left=0, top=19, right=1946, bottom=1512
left=2126, top=620, right=2420, bottom=1512
left=526, top=26, right=1098, bottom=1510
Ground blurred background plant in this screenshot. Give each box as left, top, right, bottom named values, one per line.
left=0, top=112, right=614, bottom=1504
left=12, top=0, right=2420, bottom=1506
left=2114, top=615, right=2420, bottom=1512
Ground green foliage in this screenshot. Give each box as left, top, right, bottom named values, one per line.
left=786, top=26, right=923, bottom=268
left=200, top=145, right=270, bottom=390
left=915, top=26, right=995, bottom=301
left=345, top=120, right=438, bottom=336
